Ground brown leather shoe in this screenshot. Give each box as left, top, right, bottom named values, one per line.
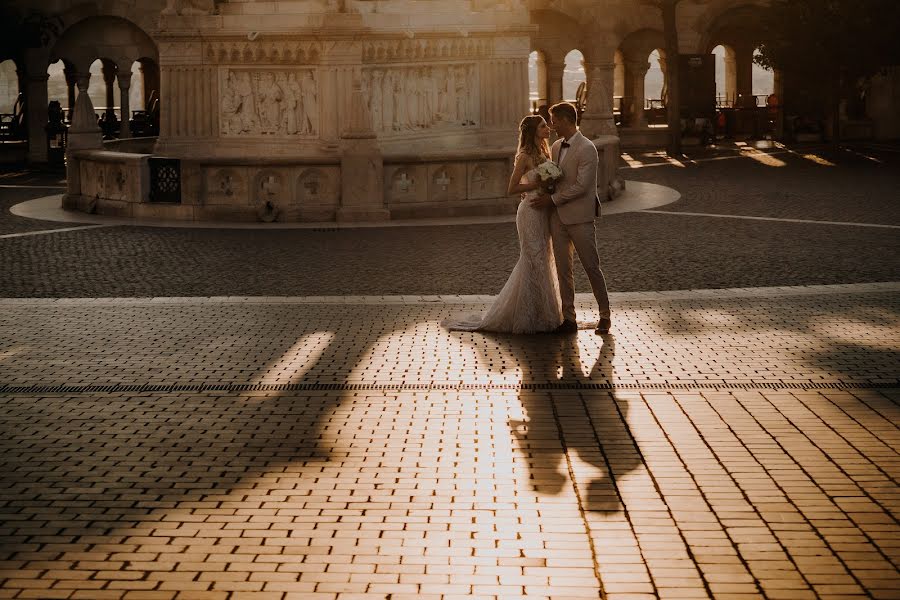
left=595, top=317, right=612, bottom=334
left=552, top=320, right=578, bottom=334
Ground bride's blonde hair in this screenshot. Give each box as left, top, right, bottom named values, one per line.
left=517, top=115, right=551, bottom=164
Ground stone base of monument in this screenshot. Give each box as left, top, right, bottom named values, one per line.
left=63, top=135, right=625, bottom=222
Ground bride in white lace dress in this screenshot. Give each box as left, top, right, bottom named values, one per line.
left=447, top=115, right=563, bottom=334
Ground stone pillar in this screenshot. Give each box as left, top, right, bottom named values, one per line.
left=535, top=52, right=548, bottom=107
left=23, top=51, right=50, bottom=164
left=337, top=77, right=388, bottom=222
left=117, top=66, right=132, bottom=138
left=102, top=61, right=118, bottom=123
left=626, top=60, right=650, bottom=127
left=723, top=47, right=737, bottom=106
left=546, top=62, right=565, bottom=106
left=64, top=66, right=77, bottom=122
left=579, top=61, right=617, bottom=138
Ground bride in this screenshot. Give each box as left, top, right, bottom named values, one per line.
left=447, top=115, right=563, bottom=334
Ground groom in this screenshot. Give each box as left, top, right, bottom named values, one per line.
left=530, top=102, right=611, bottom=335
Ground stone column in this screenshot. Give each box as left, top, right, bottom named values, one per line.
left=626, top=60, right=650, bottom=127
left=64, top=66, right=77, bottom=122
left=102, top=61, right=118, bottom=123
left=579, top=61, right=617, bottom=138
left=23, top=50, right=50, bottom=164
left=535, top=52, right=548, bottom=107
left=723, top=47, right=737, bottom=106
left=546, top=62, right=565, bottom=106
left=117, top=67, right=132, bottom=138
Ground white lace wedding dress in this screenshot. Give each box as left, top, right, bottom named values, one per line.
left=445, top=160, right=563, bottom=334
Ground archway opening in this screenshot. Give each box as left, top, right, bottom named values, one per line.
left=712, top=44, right=736, bottom=107
left=47, top=60, right=68, bottom=118
left=0, top=59, right=18, bottom=114
left=88, top=58, right=121, bottom=137
left=752, top=47, right=774, bottom=106
left=563, top=49, right=585, bottom=103
left=645, top=49, right=666, bottom=125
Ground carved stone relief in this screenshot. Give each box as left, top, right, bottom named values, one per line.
left=362, top=64, right=478, bottom=133
left=362, top=38, right=492, bottom=63
left=467, top=161, right=505, bottom=199
left=427, top=163, right=465, bottom=201
left=254, top=170, right=285, bottom=222
left=221, top=69, right=318, bottom=136
left=205, top=41, right=322, bottom=65
left=296, top=168, right=338, bottom=205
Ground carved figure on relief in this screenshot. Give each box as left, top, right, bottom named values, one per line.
left=370, top=70, right=384, bottom=133
left=256, top=72, right=283, bottom=134
left=235, top=72, right=256, bottom=133
left=300, top=71, right=318, bottom=135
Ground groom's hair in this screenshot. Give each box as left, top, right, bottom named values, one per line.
left=549, top=102, right=577, bottom=125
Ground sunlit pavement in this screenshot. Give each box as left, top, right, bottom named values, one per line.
left=1, top=284, right=898, bottom=599
left=1, top=143, right=899, bottom=598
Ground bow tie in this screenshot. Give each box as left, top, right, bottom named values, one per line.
left=561, top=142, right=570, bottom=148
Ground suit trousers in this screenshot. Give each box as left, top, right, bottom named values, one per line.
left=550, top=211, right=611, bottom=323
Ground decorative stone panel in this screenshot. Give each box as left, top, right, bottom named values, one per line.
left=296, top=167, right=340, bottom=206
left=383, top=164, right=428, bottom=204
left=220, top=68, right=319, bottom=137
left=426, top=163, right=466, bottom=203
left=467, top=161, right=506, bottom=200
left=204, top=167, right=249, bottom=206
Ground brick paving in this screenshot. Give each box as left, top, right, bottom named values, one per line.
left=1, top=144, right=898, bottom=598
left=1, top=286, right=898, bottom=599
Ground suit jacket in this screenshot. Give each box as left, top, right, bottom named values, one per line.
left=550, top=130, right=600, bottom=225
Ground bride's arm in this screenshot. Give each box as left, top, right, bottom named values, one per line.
left=506, top=154, right=541, bottom=196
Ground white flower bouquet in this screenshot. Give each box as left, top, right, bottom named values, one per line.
left=536, top=160, right=563, bottom=193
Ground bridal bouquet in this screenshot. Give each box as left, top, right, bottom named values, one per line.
left=536, top=160, right=563, bottom=193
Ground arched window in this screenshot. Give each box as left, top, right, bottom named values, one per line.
left=563, top=49, right=585, bottom=102
left=712, top=44, right=737, bottom=107
left=752, top=47, right=774, bottom=106
left=645, top=49, right=665, bottom=106
left=47, top=60, right=68, bottom=113
left=129, top=60, right=144, bottom=112
left=0, top=59, right=18, bottom=113
left=88, top=58, right=121, bottom=120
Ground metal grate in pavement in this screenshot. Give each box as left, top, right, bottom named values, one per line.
left=0, top=380, right=897, bottom=395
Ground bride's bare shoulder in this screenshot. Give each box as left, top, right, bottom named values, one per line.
left=514, top=151, right=534, bottom=168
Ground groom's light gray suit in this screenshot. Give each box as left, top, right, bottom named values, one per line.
left=549, top=129, right=611, bottom=322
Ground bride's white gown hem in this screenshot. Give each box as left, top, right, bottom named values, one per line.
left=444, top=163, right=563, bottom=335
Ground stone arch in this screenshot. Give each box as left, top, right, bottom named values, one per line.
left=51, top=15, right=157, bottom=75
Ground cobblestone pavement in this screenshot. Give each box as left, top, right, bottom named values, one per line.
left=1, top=143, right=899, bottom=297
left=1, top=286, right=899, bottom=599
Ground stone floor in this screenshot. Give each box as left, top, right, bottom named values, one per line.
left=1, top=142, right=899, bottom=599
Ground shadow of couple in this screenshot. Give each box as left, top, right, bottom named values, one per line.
left=465, top=330, right=643, bottom=514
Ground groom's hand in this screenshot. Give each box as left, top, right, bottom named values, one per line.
left=529, top=193, right=553, bottom=208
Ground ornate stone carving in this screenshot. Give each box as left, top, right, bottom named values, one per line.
left=362, top=38, right=492, bottom=63
left=297, top=168, right=338, bottom=205
left=254, top=171, right=284, bottom=222
left=391, top=169, right=416, bottom=195
left=161, top=0, right=215, bottom=16
left=205, top=41, right=322, bottom=65
left=221, top=69, right=318, bottom=136
left=362, top=64, right=478, bottom=133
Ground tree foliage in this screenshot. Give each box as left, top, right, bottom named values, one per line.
left=755, top=0, right=900, bottom=82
